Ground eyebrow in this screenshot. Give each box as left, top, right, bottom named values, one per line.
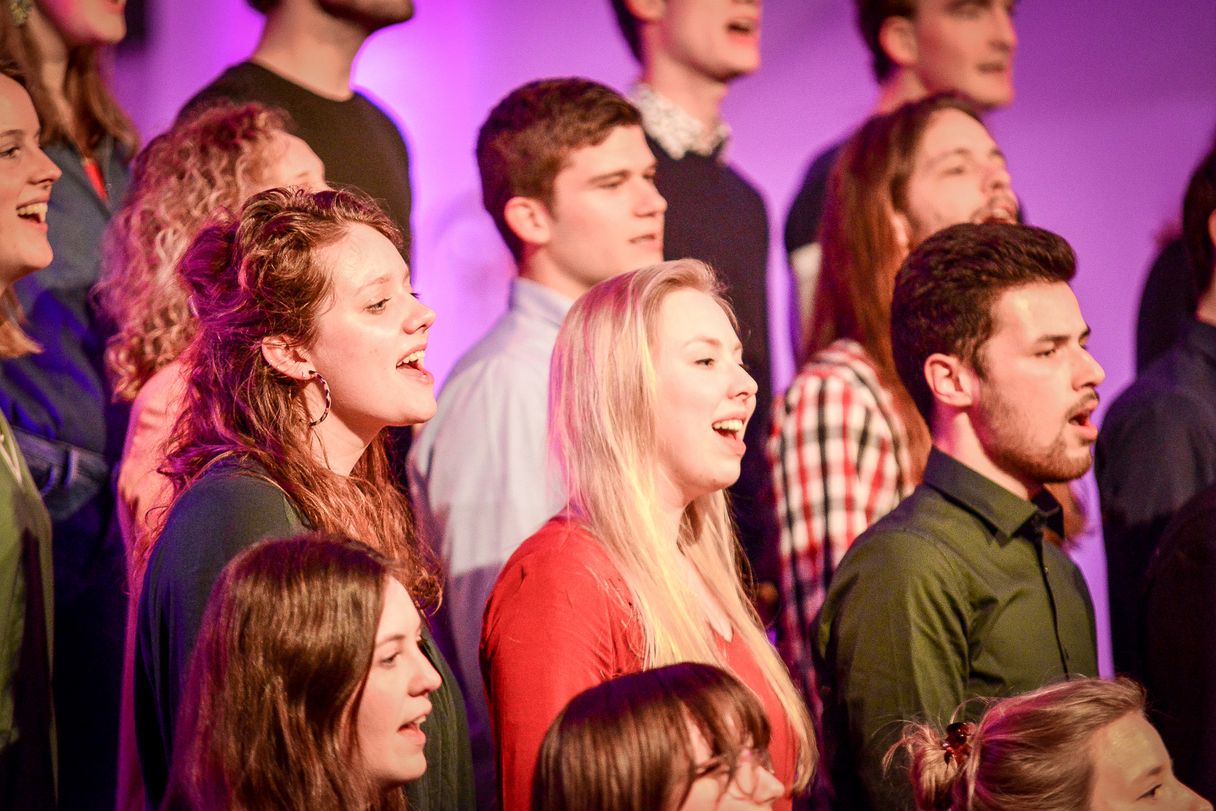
left=1034, top=326, right=1091, bottom=344
left=925, top=146, right=1006, bottom=168
left=358, top=273, right=392, bottom=291
left=684, top=335, right=744, bottom=353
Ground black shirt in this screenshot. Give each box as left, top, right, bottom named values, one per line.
left=182, top=62, right=414, bottom=259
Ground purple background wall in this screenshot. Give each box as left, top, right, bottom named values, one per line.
left=113, top=0, right=1216, bottom=675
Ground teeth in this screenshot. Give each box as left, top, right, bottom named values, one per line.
left=16, top=202, right=47, bottom=224
left=712, top=419, right=744, bottom=434
left=398, top=349, right=425, bottom=368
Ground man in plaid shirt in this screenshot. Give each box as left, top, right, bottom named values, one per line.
left=769, top=94, right=1019, bottom=695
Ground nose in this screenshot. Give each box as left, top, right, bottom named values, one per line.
left=409, top=650, right=443, bottom=696
left=32, top=144, right=62, bottom=187
left=1076, top=345, right=1105, bottom=390
left=733, top=356, right=759, bottom=413
left=991, top=4, right=1016, bottom=51
left=404, top=285, right=436, bottom=334
left=748, top=764, right=785, bottom=805
left=636, top=178, right=667, bottom=219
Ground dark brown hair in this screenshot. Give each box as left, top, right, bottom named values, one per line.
left=145, top=188, right=436, bottom=605
left=856, top=0, right=916, bottom=82
left=476, top=77, right=641, bottom=261
left=162, top=533, right=409, bottom=811
left=892, top=678, right=1145, bottom=811
left=608, top=0, right=643, bottom=61
left=0, top=7, right=138, bottom=155
left=1182, top=141, right=1216, bottom=299
left=533, top=662, right=773, bottom=811
left=891, top=221, right=1077, bottom=423
left=808, top=94, right=983, bottom=471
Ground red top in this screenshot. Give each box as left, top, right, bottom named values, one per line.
left=480, top=517, right=797, bottom=811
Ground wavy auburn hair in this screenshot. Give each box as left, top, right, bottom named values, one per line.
left=141, top=188, right=435, bottom=605
left=892, top=678, right=1146, bottom=811
left=549, top=259, right=816, bottom=789
left=535, top=663, right=773, bottom=811
left=162, top=533, right=409, bottom=811
left=807, top=94, right=984, bottom=475
left=98, top=102, right=297, bottom=401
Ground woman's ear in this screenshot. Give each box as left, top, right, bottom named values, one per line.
left=260, top=336, right=313, bottom=382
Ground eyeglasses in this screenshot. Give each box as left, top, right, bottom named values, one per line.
left=691, top=746, right=778, bottom=800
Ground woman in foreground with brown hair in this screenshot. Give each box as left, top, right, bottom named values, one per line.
left=162, top=533, right=441, bottom=811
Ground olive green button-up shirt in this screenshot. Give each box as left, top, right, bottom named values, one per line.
left=814, top=449, right=1098, bottom=810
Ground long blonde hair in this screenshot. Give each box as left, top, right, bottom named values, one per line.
left=549, top=259, right=816, bottom=789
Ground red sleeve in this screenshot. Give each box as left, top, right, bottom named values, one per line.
left=480, top=522, right=641, bottom=811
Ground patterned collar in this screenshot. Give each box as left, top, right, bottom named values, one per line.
left=629, top=82, right=731, bottom=161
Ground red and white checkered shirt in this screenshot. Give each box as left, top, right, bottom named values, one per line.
left=769, top=339, right=915, bottom=685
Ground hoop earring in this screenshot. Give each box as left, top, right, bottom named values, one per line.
left=10, top=0, right=32, bottom=26
left=307, top=370, right=331, bottom=427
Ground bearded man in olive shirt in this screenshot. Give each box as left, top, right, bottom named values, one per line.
left=815, top=223, right=1102, bottom=810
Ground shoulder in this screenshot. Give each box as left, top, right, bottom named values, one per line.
left=154, top=462, right=301, bottom=568
left=835, top=492, right=964, bottom=584
left=781, top=343, right=885, bottom=411
left=487, top=520, right=626, bottom=612
left=180, top=63, right=265, bottom=115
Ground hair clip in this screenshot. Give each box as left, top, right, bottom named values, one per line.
left=942, top=721, right=975, bottom=767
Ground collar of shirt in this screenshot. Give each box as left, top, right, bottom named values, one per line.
left=510, top=277, right=575, bottom=330
left=629, top=82, right=732, bottom=161
left=922, top=448, right=1064, bottom=542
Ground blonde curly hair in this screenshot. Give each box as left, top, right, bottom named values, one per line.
left=97, top=101, right=297, bottom=401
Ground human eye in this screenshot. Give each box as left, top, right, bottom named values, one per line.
left=643, top=168, right=658, bottom=186
left=1137, top=784, right=1163, bottom=800
left=366, top=297, right=390, bottom=313
left=0, top=143, right=19, bottom=160
left=696, top=357, right=715, bottom=367
left=1035, top=346, right=1058, bottom=358
left=379, top=651, right=400, bottom=667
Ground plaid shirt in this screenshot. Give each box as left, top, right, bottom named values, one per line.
left=769, top=339, right=915, bottom=684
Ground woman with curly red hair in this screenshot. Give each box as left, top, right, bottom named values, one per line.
left=132, top=187, right=474, bottom=810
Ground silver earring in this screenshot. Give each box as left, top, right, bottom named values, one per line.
left=308, top=370, right=331, bottom=427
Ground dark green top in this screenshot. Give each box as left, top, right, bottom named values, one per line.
left=136, top=459, right=475, bottom=810
left=814, top=449, right=1098, bottom=810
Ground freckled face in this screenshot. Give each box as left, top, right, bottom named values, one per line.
left=303, top=223, right=437, bottom=443
left=651, top=288, right=757, bottom=512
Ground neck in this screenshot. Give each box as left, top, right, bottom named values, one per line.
left=518, top=254, right=587, bottom=303
left=26, top=10, right=72, bottom=125
left=308, top=417, right=372, bottom=477
left=1197, top=279, right=1216, bottom=326
left=873, top=71, right=929, bottom=115
left=932, top=414, right=1037, bottom=501
left=251, top=6, right=367, bottom=100
left=640, top=59, right=728, bottom=134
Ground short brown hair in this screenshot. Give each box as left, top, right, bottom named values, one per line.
left=533, top=663, right=773, bottom=811
left=891, top=222, right=1077, bottom=423
left=608, top=0, right=643, bottom=61
left=856, top=0, right=917, bottom=82
left=1182, top=141, right=1216, bottom=299
left=894, top=678, right=1145, bottom=811
left=476, top=77, right=641, bottom=261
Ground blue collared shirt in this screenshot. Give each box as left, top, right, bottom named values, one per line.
left=408, top=277, right=572, bottom=793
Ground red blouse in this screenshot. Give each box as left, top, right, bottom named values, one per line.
left=480, top=517, right=797, bottom=811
